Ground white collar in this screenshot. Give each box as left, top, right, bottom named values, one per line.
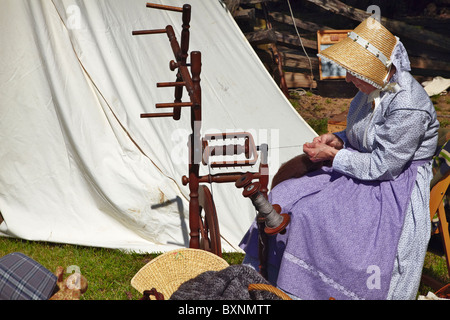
left=367, top=82, right=401, bottom=105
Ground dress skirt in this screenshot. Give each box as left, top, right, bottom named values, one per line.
left=240, top=160, right=432, bottom=300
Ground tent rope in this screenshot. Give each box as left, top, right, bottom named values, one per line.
left=286, top=0, right=314, bottom=90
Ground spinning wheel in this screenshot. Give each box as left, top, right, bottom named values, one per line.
left=132, top=3, right=289, bottom=279
left=133, top=3, right=267, bottom=259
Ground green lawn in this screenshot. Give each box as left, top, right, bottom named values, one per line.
left=0, top=236, right=448, bottom=300
left=0, top=237, right=244, bottom=300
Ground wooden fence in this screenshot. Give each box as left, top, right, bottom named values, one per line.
left=223, top=0, right=450, bottom=96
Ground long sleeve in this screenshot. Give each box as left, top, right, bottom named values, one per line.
left=331, top=69, right=440, bottom=181
left=333, top=109, right=433, bottom=181
left=333, top=130, right=348, bottom=148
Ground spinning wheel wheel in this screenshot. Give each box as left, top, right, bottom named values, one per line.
left=198, top=185, right=221, bottom=255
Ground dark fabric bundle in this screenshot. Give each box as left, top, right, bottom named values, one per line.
left=0, top=252, right=57, bottom=300
left=170, top=264, right=284, bottom=300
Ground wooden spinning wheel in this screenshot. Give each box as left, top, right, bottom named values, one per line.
left=132, top=3, right=266, bottom=258
left=132, top=3, right=291, bottom=281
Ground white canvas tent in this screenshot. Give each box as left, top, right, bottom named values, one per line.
left=0, top=0, right=316, bottom=253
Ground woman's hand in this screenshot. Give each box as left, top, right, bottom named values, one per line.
left=312, top=133, right=344, bottom=150
left=303, top=142, right=339, bottom=162
left=303, top=133, right=343, bottom=163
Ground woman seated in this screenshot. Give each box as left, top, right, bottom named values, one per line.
left=240, top=17, right=439, bottom=300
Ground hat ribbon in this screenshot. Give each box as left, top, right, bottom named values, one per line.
left=347, top=31, right=392, bottom=68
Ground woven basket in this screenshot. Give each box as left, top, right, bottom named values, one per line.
left=248, top=283, right=292, bottom=300
left=131, top=248, right=229, bottom=299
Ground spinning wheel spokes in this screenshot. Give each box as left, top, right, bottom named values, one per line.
left=198, top=185, right=221, bottom=256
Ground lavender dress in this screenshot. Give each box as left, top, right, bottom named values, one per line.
left=240, top=42, right=439, bottom=300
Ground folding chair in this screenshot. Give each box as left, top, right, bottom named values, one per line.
left=428, top=130, right=450, bottom=280
left=429, top=175, right=450, bottom=277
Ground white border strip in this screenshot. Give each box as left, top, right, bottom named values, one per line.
left=284, top=252, right=364, bottom=300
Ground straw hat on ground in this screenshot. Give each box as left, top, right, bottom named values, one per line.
left=131, top=248, right=229, bottom=299
left=318, top=17, right=398, bottom=89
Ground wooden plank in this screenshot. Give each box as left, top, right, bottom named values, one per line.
left=233, top=8, right=255, bottom=22
left=274, top=30, right=317, bottom=50
left=284, top=71, right=317, bottom=89
left=304, top=0, right=450, bottom=52
left=268, top=11, right=333, bottom=34
left=409, top=56, right=450, bottom=74
left=245, top=29, right=277, bottom=45
left=279, top=50, right=319, bottom=70
left=254, top=47, right=320, bottom=75
left=239, top=0, right=282, bottom=4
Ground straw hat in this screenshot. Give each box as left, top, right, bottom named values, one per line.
left=131, top=248, right=229, bottom=299
left=318, top=17, right=398, bottom=89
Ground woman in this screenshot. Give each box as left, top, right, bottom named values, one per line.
left=240, top=17, right=439, bottom=300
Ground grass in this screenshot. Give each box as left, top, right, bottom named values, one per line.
left=4, top=92, right=447, bottom=300
left=307, top=118, right=329, bottom=135
left=1, top=236, right=448, bottom=300
left=0, top=237, right=244, bottom=300
left=431, top=94, right=441, bottom=105
left=418, top=235, right=450, bottom=295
